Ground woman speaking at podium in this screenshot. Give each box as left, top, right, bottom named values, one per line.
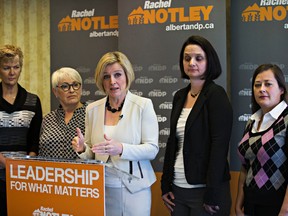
left=72, top=51, right=159, bottom=216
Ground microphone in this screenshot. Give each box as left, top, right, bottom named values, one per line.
left=119, top=115, right=123, bottom=120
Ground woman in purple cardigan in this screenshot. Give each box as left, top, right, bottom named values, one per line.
left=236, top=64, right=288, bottom=216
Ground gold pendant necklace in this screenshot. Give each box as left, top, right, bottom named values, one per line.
left=190, top=91, right=200, bottom=98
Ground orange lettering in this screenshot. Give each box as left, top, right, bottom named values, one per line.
left=81, top=18, right=92, bottom=30
left=273, top=6, right=286, bottom=20
left=189, top=7, right=201, bottom=21
left=156, top=9, right=168, bottom=23
left=109, top=16, right=119, bottom=28
left=91, top=17, right=101, bottom=29
left=144, top=10, right=156, bottom=24
left=260, top=7, right=273, bottom=21
left=71, top=18, right=81, bottom=31
left=92, top=16, right=116, bottom=30
left=179, top=8, right=189, bottom=22
left=140, top=5, right=213, bottom=25
left=100, top=17, right=109, bottom=29
left=202, top=6, right=213, bottom=20
left=168, top=8, right=178, bottom=22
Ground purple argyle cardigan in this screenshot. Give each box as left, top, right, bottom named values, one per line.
left=237, top=107, right=288, bottom=205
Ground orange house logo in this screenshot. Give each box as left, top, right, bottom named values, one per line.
left=242, top=3, right=288, bottom=22
left=128, top=7, right=145, bottom=25
left=58, top=16, right=73, bottom=31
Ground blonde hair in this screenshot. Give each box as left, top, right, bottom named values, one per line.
left=95, top=51, right=135, bottom=93
left=0, top=45, right=24, bottom=67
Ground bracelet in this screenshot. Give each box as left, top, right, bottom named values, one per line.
left=78, top=145, right=86, bottom=154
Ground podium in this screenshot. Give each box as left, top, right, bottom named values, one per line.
left=5, top=154, right=138, bottom=216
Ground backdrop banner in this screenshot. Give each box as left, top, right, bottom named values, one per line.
left=50, top=0, right=118, bottom=110
left=6, top=157, right=105, bottom=216
left=118, top=0, right=227, bottom=171
left=50, top=0, right=228, bottom=173
left=230, top=0, right=288, bottom=171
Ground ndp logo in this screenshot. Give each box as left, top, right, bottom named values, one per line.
left=148, top=64, right=167, bottom=72
left=135, top=77, right=153, bottom=84
left=159, top=102, right=172, bottom=109
left=148, top=90, right=167, bottom=97
left=157, top=115, right=167, bottom=123
left=94, top=90, right=106, bottom=96
left=159, top=128, right=170, bottom=135
left=239, top=89, right=252, bottom=96
left=159, top=76, right=178, bottom=84
left=242, top=2, right=288, bottom=22
left=130, top=89, right=144, bottom=96
left=84, top=77, right=95, bottom=84
left=239, top=63, right=258, bottom=71
left=238, top=114, right=251, bottom=122
left=158, top=142, right=167, bottom=148
left=133, top=65, right=144, bottom=72
left=172, top=64, right=180, bottom=71
left=81, top=89, right=91, bottom=96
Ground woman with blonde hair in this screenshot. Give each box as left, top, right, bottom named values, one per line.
left=72, top=51, right=159, bottom=216
left=0, top=44, right=42, bottom=216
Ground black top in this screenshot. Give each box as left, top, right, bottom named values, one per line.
left=161, top=81, right=233, bottom=205
left=0, top=83, right=42, bottom=153
left=0, top=83, right=42, bottom=179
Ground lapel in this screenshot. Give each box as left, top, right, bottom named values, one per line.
left=95, top=92, right=131, bottom=163
left=184, top=92, right=206, bottom=133
left=184, top=81, right=213, bottom=133
left=170, top=87, right=188, bottom=132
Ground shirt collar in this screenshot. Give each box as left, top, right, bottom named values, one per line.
left=251, top=100, right=287, bottom=121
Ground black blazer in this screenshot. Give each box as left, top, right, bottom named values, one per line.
left=161, top=81, right=233, bottom=205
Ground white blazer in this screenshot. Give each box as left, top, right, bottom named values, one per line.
left=79, top=91, right=159, bottom=193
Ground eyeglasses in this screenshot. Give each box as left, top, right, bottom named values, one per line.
left=56, top=82, right=81, bottom=92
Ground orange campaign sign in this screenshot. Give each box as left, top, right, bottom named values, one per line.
left=6, top=158, right=105, bottom=216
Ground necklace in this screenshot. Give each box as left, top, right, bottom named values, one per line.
left=106, top=98, right=125, bottom=113
left=190, top=90, right=201, bottom=98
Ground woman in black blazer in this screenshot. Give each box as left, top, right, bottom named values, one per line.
left=161, top=35, right=233, bottom=216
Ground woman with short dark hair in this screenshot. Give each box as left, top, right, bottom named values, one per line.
left=161, top=35, right=233, bottom=216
